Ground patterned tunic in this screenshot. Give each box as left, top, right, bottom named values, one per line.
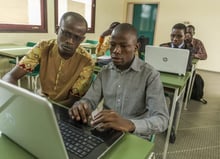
left=19, top=39, right=95, bottom=104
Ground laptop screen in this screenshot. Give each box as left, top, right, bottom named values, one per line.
left=0, top=80, right=124, bottom=159
left=145, top=45, right=190, bottom=76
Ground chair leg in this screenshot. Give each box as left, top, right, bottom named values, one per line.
left=33, top=76, right=39, bottom=93
left=27, top=76, right=31, bottom=89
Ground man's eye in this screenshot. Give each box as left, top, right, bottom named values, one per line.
left=121, top=45, right=128, bottom=48
left=110, top=43, right=116, bottom=47
left=65, top=32, right=72, bottom=38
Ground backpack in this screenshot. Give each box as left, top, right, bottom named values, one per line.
left=191, top=74, right=207, bottom=104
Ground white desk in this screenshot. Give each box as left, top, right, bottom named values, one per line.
left=80, top=43, right=97, bottom=54
left=0, top=45, right=32, bottom=86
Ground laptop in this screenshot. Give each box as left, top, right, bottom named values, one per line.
left=145, top=45, right=190, bottom=76
left=0, top=80, right=124, bottom=159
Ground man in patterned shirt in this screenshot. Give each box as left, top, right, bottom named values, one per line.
left=2, top=12, right=94, bottom=107
left=185, top=25, right=207, bottom=60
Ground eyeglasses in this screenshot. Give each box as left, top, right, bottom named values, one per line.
left=60, top=28, right=85, bottom=41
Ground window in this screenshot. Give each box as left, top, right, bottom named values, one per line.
left=55, top=0, right=96, bottom=33
left=0, top=0, right=47, bottom=32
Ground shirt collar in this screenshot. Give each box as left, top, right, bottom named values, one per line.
left=109, top=56, right=142, bottom=72
left=171, top=42, right=184, bottom=48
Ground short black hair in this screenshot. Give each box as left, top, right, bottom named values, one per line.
left=60, top=12, right=88, bottom=30
left=113, top=23, right=138, bottom=39
left=187, top=25, right=195, bottom=31
left=110, top=22, right=120, bottom=28
left=172, top=23, right=186, bottom=33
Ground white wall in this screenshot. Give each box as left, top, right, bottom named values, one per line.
left=0, top=0, right=219, bottom=72
left=86, top=0, right=125, bottom=40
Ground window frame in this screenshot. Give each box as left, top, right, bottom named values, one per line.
left=0, top=0, right=47, bottom=33
left=54, top=0, right=96, bottom=33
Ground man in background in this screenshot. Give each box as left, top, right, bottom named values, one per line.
left=160, top=23, right=193, bottom=71
left=160, top=23, right=193, bottom=143
left=95, top=22, right=120, bottom=57
left=2, top=12, right=94, bottom=107
left=185, top=25, right=207, bottom=60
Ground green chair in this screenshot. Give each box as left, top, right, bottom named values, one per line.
left=27, top=64, right=40, bottom=93
left=9, top=42, right=39, bottom=91
left=26, top=41, right=36, bottom=47
left=105, top=49, right=110, bottom=56
left=85, top=39, right=98, bottom=44
left=22, top=42, right=39, bottom=92
left=149, top=134, right=156, bottom=143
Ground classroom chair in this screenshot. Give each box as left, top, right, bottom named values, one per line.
left=148, top=134, right=156, bottom=159
left=8, top=42, right=38, bottom=91
left=27, top=64, right=40, bottom=93
left=85, top=39, right=98, bottom=44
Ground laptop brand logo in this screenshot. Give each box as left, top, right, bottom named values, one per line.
left=162, top=57, right=168, bottom=62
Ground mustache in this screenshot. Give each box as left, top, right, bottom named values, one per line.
left=62, top=44, right=73, bottom=48
left=111, top=53, right=122, bottom=58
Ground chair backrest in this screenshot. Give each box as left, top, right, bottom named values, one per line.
left=27, top=64, right=40, bottom=76
left=26, top=42, right=36, bottom=47
left=149, top=134, right=156, bottom=143
left=85, top=39, right=98, bottom=44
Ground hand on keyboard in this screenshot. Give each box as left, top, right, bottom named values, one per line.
left=69, top=101, right=92, bottom=124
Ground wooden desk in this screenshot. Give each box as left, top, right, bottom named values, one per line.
left=0, top=132, right=154, bottom=159
left=160, top=72, right=191, bottom=159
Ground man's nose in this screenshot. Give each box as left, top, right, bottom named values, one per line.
left=113, top=45, right=121, bottom=54
left=66, top=38, right=75, bottom=44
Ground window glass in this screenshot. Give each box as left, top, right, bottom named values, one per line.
left=0, top=0, right=47, bottom=32
left=55, top=0, right=96, bottom=33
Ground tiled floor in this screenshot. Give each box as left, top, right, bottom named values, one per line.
left=154, top=70, right=220, bottom=159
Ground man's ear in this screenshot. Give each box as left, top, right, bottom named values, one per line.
left=135, top=42, right=140, bottom=52
left=55, top=25, right=59, bottom=34
left=80, top=36, right=86, bottom=43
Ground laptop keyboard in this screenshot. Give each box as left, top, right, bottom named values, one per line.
left=58, top=120, right=104, bottom=158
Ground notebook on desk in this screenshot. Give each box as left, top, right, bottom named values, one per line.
left=145, top=45, right=190, bottom=76
left=0, top=80, right=124, bottom=159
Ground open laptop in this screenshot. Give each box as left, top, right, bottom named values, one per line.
left=0, top=80, right=124, bottom=159
left=145, top=45, right=190, bottom=76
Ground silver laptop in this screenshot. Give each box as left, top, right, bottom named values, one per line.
left=145, top=45, right=190, bottom=76
left=0, top=80, right=124, bottom=159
